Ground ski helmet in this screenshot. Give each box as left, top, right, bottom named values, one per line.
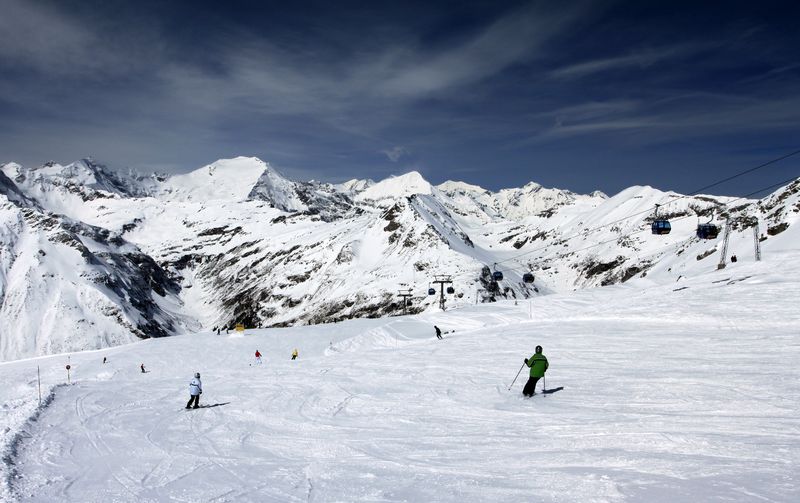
left=535, top=345, right=543, bottom=353
left=195, top=372, right=200, bottom=378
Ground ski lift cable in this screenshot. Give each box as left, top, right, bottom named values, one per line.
left=686, top=148, right=800, bottom=197
left=492, top=150, right=800, bottom=268
left=497, top=174, right=800, bottom=272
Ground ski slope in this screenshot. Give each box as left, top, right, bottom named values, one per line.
left=1, top=252, right=799, bottom=502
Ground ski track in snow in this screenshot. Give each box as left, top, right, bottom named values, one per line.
left=1, top=259, right=799, bottom=502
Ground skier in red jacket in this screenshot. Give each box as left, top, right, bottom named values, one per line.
left=255, top=350, right=262, bottom=365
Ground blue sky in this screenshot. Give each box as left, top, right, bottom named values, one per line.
left=1, top=0, right=799, bottom=196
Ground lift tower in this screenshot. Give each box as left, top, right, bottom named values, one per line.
left=432, top=275, right=453, bottom=311
left=397, top=289, right=413, bottom=314
left=717, top=221, right=732, bottom=270
left=753, top=221, right=762, bottom=262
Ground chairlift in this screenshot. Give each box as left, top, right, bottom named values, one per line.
left=446, top=286, right=455, bottom=294
left=427, top=287, right=436, bottom=296
left=651, top=204, right=671, bottom=235
left=523, top=272, right=535, bottom=283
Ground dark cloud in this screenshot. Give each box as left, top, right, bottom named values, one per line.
left=1, top=0, right=799, bottom=196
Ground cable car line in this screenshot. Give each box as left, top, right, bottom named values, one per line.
left=490, top=149, right=800, bottom=269
left=492, top=174, right=799, bottom=274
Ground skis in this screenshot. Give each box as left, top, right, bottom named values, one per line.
left=522, top=386, right=564, bottom=399
left=183, top=402, right=230, bottom=410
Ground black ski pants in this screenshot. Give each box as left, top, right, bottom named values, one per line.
left=187, top=394, right=200, bottom=408
left=522, top=376, right=541, bottom=397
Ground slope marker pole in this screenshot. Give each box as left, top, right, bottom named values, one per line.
left=37, top=365, right=42, bottom=406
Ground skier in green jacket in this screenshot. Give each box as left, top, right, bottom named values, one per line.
left=523, top=345, right=548, bottom=397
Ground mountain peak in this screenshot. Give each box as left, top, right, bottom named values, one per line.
left=335, top=178, right=375, bottom=193
left=437, top=180, right=489, bottom=195
left=246, top=162, right=306, bottom=211
left=355, top=171, right=433, bottom=202
left=156, top=157, right=270, bottom=202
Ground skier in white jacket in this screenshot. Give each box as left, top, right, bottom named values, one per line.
left=186, top=372, right=202, bottom=409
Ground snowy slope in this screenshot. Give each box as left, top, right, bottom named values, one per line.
left=1, top=251, right=798, bottom=501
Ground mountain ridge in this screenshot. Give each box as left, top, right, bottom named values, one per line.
left=1, top=156, right=797, bottom=361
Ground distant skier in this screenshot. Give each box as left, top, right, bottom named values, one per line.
left=523, top=346, right=548, bottom=397
left=186, top=372, right=202, bottom=409
left=103, top=357, right=107, bottom=364
left=255, top=350, right=262, bottom=365
left=434, top=326, right=442, bottom=340
left=292, top=348, right=298, bottom=360
left=140, top=363, right=146, bottom=373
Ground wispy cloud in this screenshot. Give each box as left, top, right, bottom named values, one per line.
left=370, top=2, right=591, bottom=97
left=532, top=93, right=800, bottom=143
left=0, top=0, right=159, bottom=78
left=382, top=146, right=408, bottom=162
left=550, top=44, right=706, bottom=80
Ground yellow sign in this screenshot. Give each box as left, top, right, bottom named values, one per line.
left=235, top=324, right=245, bottom=332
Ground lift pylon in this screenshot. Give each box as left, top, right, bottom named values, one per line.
left=432, top=275, right=453, bottom=311
left=397, top=289, right=413, bottom=314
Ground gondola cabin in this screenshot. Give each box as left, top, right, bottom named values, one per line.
left=651, top=220, right=671, bottom=235
left=523, top=273, right=535, bottom=283
left=446, top=286, right=455, bottom=294
left=493, top=271, right=503, bottom=281
left=696, top=223, right=719, bottom=240
left=428, top=287, right=436, bottom=295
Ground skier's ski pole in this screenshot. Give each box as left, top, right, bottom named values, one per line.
left=508, top=362, right=525, bottom=390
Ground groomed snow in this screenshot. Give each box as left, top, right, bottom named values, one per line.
left=2, top=251, right=798, bottom=502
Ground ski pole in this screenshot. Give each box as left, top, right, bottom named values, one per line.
left=508, top=362, right=525, bottom=390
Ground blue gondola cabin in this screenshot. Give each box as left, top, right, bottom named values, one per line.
left=651, top=220, right=671, bottom=235
left=696, top=223, right=719, bottom=240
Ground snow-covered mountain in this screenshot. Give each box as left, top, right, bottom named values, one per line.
left=0, top=156, right=798, bottom=361
left=0, top=171, right=191, bottom=360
